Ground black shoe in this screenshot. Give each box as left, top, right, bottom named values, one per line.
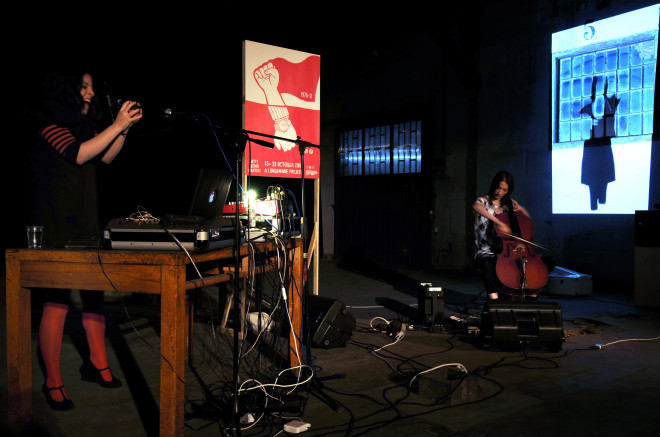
left=42, top=383, right=74, bottom=411
left=81, top=361, right=122, bottom=388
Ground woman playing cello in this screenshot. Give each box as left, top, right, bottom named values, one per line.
left=472, top=171, right=530, bottom=301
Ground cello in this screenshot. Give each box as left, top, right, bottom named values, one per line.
left=492, top=198, right=549, bottom=298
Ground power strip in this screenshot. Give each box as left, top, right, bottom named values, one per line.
left=284, top=420, right=311, bottom=434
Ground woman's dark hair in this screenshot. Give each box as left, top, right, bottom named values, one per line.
left=488, top=170, right=514, bottom=203
left=35, top=70, right=103, bottom=126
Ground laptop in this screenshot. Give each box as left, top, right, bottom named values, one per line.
left=162, top=168, right=233, bottom=227
left=104, top=168, right=240, bottom=251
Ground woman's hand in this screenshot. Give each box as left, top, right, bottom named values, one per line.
left=114, top=100, right=143, bottom=132
left=511, top=199, right=530, bottom=218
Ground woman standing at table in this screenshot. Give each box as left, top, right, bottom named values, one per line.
left=29, top=70, right=142, bottom=410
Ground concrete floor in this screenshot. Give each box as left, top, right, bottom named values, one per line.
left=2, top=258, right=660, bottom=436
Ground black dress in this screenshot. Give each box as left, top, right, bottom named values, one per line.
left=29, top=99, right=101, bottom=246
left=29, top=98, right=104, bottom=311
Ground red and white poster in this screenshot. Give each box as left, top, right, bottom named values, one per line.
left=243, top=40, right=321, bottom=179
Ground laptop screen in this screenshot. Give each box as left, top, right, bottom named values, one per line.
left=188, top=168, right=233, bottom=220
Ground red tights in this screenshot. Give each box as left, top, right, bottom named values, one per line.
left=39, top=302, right=112, bottom=402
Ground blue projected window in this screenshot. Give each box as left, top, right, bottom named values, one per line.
left=339, top=121, right=422, bottom=176
left=365, top=125, right=391, bottom=175
left=339, top=129, right=364, bottom=176
left=393, top=121, right=422, bottom=174
left=551, top=4, right=659, bottom=215
left=557, top=40, right=656, bottom=143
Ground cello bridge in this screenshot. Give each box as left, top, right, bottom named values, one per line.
left=513, top=243, right=527, bottom=255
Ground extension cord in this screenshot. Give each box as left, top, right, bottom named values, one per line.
left=284, top=420, right=311, bottom=434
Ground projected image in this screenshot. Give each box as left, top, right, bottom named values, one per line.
left=551, top=4, right=659, bottom=214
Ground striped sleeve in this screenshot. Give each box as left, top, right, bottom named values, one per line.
left=39, top=124, right=81, bottom=163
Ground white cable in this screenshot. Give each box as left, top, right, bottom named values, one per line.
left=241, top=289, right=282, bottom=358
left=238, top=365, right=313, bottom=392
left=240, top=238, right=288, bottom=356
left=409, top=363, right=469, bottom=388
left=369, top=316, right=390, bottom=331
left=275, top=364, right=313, bottom=396
left=282, top=289, right=302, bottom=380
left=163, top=228, right=203, bottom=280
left=372, top=330, right=405, bottom=354
left=236, top=378, right=268, bottom=430
left=367, top=331, right=407, bottom=375
left=597, top=335, right=660, bottom=349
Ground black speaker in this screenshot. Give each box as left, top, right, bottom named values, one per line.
left=635, top=210, right=660, bottom=247
left=418, top=283, right=444, bottom=325
left=306, top=295, right=356, bottom=349
left=481, top=301, right=564, bottom=351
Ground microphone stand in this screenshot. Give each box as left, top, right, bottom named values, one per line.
left=216, top=127, right=279, bottom=434
left=171, top=113, right=340, bottom=419
left=163, top=114, right=287, bottom=432
left=238, top=130, right=342, bottom=412
left=229, top=131, right=248, bottom=436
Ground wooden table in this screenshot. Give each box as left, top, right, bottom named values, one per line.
left=5, top=239, right=303, bottom=436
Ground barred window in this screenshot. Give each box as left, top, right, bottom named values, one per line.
left=339, top=121, right=422, bottom=176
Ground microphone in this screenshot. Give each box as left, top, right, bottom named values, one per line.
left=248, top=137, right=276, bottom=149
left=104, top=82, right=115, bottom=122
left=220, top=129, right=275, bottom=149
left=163, top=108, right=199, bottom=121
left=117, top=99, right=142, bottom=111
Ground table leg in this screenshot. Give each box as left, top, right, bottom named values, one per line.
left=159, top=265, right=186, bottom=437
left=6, top=257, right=33, bottom=430
left=289, top=241, right=303, bottom=367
